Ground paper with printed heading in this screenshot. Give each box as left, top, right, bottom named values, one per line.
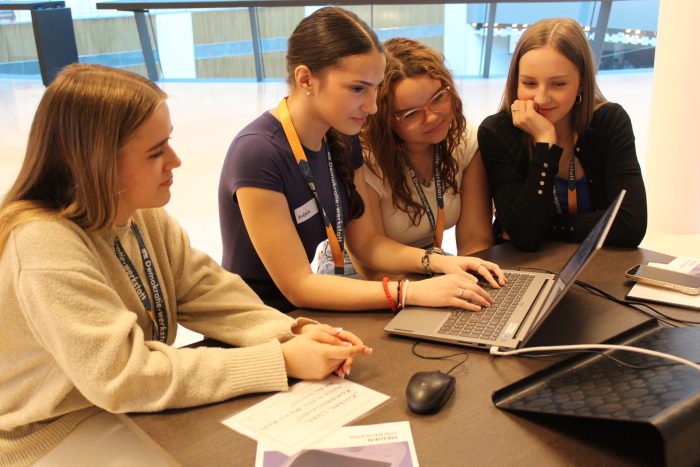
left=255, top=421, right=419, bottom=467
left=222, top=376, right=390, bottom=456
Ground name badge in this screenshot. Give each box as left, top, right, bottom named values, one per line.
left=294, top=198, right=319, bottom=224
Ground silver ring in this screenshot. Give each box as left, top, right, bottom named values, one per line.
left=476, top=263, right=485, bottom=272
left=458, top=288, right=464, bottom=298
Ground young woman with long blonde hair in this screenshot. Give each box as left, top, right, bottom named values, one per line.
left=0, top=64, right=369, bottom=465
left=478, top=18, right=647, bottom=251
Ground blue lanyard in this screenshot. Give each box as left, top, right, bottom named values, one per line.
left=553, top=152, right=577, bottom=215
left=406, top=151, right=445, bottom=247
left=114, top=222, right=168, bottom=343
left=326, top=148, right=345, bottom=257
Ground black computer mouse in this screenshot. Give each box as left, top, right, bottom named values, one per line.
left=406, top=370, right=456, bottom=415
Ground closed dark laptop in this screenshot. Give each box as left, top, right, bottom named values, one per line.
left=384, top=190, right=626, bottom=351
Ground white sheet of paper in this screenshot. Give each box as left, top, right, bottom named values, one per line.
left=627, top=257, right=700, bottom=309
left=627, top=282, right=700, bottom=309
left=255, top=421, right=419, bottom=467
left=649, top=257, right=700, bottom=276
left=222, top=376, right=390, bottom=456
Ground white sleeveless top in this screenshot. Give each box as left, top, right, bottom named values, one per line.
left=362, top=121, right=479, bottom=249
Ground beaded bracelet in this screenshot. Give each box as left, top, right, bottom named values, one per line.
left=382, top=276, right=398, bottom=313
left=401, top=279, right=410, bottom=310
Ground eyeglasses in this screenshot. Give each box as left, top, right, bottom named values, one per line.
left=393, top=86, right=452, bottom=125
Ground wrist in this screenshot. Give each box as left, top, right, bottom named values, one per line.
left=382, top=276, right=399, bottom=312
left=535, top=130, right=556, bottom=145
left=405, top=279, right=417, bottom=306
left=421, top=247, right=445, bottom=277
left=290, top=317, right=318, bottom=335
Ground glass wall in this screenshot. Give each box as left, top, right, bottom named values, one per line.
left=0, top=0, right=659, bottom=81
left=465, top=1, right=658, bottom=75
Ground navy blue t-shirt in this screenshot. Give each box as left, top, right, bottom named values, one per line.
left=218, top=111, right=362, bottom=311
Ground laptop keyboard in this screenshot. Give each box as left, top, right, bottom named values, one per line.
left=437, top=272, right=534, bottom=342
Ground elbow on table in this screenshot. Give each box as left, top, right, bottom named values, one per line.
left=83, top=387, right=166, bottom=414
left=279, top=283, right=313, bottom=310
left=500, top=224, right=543, bottom=252
left=510, top=235, right=543, bottom=252
left=607, top=223, right=647, bottom=248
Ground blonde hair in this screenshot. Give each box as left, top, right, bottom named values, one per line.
left=500, top=17, right=606, bottom=135
left=362, top=37, right=465, bottom=225
left=0, top=64, right=166, bottom=253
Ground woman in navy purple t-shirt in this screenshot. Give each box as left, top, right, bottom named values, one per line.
left=219, top=7, right=505, bottom=314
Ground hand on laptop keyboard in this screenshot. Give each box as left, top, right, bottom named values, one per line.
left=410, top=273, right=494, bottom=311
left=428, top=255, right=507, bottom=289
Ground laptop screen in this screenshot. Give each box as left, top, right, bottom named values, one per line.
left=557, top=207, right=612, bottom=286
left=558, top=190, right=625, bottom=286
left=530, top=190, right=626, bottom=329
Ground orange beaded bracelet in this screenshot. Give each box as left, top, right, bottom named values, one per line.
left=382, top=276, right=398, bottom=313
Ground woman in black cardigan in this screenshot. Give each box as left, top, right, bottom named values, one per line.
left=478, top=18, right=647, bottom=252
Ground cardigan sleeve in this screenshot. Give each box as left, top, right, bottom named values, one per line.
left=10, top=219, right=291, bottom=414
left=479, top=115, right=564, bottom=251
left=152, top=210, right=315, bottom=346
left=544, top=104, right=647, bottom=247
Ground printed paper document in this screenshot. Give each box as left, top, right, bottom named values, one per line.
left=222, top=376, right=390, bottom=455
left=255, top=421, right=419, bottom=467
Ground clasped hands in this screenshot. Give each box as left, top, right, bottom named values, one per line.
left=282, top=323, right=371, bottom=381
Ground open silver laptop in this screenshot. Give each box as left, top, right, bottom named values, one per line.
left=384, top=190, right=626, bottom=351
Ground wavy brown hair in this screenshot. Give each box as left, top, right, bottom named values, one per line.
left=287, top=6, right=382, bottom=221
left=500, top=17, right=606, bottom=136
left=0, top=63, right=166, bottom=253
left=361, top=37, right=465, bottom=225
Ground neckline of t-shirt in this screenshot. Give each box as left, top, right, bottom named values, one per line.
left=265, top=111, right=328, bottom=159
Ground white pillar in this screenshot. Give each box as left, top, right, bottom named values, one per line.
left=443, top=5, right=482, bottom=77
left=155, top=12, right=196, bottom=79
left=443, top=4, right=467, bottom=75
left=645, top=0, right=700, bottom=233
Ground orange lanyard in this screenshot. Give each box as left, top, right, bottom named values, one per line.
left=278, top=98, right=345, bottom=275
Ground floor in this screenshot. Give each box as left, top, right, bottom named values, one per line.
left=1, top=72, right=698, bottom=346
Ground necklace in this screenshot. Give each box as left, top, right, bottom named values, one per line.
left=408, top=150, right=434, bottom=187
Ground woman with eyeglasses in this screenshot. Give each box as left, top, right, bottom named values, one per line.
left=478, top=18, right=647, bottom=251
left=352, top=38, right=499, bottom=281
left=219, top=10, right=504, bottom=315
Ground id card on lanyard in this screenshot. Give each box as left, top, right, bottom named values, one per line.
left=407, top=152, right=445, bottom=248
left=114, top=222, right=168, bottom=343
left=278, top=98, right=346, bottom=275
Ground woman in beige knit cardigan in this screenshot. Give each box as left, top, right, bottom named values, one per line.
left=0, top=64, right=370, bottom=466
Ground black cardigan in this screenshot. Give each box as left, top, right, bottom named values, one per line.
left=478, top=102, right=647, bottom=251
